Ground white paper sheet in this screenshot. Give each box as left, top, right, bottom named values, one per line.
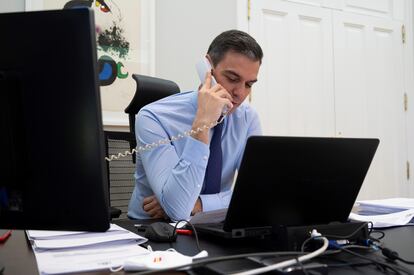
left=349, top=208, right=414, bottom=228
left=357, top=198, right=414, bottom=210
left=27, top=224, right=127, bottom=239
left=32, top=230, right=145, bottom=250
left=28, top=223, right=150, bottom=274
left=34, top=240, right=149, bottom=274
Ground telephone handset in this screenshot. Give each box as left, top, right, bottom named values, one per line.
left=196, top=57, right=228, bottom=123
left=106, top=58, right=225, bottom=162
left=196, top=57, right=217, bottom=86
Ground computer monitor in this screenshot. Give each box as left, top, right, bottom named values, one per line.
left=0, top=9, right=110, bottom=231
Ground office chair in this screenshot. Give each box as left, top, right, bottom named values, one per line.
left=125, top=74, right=180, bottom=163
left=106, top=74, right=180, bottom=220
left=104, top=131, right=135, bottom=220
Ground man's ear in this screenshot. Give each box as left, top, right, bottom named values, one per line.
left=206, top=54, right=214, bottom=68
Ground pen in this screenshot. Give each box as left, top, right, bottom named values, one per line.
left=176, top=229, right=192, bottom=236
left=0, top=230, right=12, bottom=243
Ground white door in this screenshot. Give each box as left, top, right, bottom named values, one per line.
left=333, top=11, right=407, bottom=199
left=249, top=0, right=335, bottom=137
left=248, top=0, right=408, bottom=200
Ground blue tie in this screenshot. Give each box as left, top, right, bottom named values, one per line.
left=202, top=122, right=223, bottom=194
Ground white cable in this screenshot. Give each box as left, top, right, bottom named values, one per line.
left=105, top=120, right=221, bottom=162
left=231, top=237, right=329, bottom=275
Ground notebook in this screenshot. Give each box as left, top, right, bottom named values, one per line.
left=195, top=136, right=379, bottom=238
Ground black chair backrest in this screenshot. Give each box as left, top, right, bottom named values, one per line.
left=104, top=131, right=136, bottom=220
left=125, top=74, right=180, bottom=157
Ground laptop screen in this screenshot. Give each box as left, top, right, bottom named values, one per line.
left=224, top=136, right=379, bottom=231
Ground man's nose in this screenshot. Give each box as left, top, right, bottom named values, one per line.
left=232, top=83, right=246, bottom=99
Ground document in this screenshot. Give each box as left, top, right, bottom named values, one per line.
left=349, top=209, right=414, bottom=228
left=349, top=198, right=414, bottom=228
left=35, top=241, right=149, bottom=274
left=27, top=223, right=127, bottom=239
left=357, top=197, right=414, bottom=212
left=27, top=223, right=150, bottom=274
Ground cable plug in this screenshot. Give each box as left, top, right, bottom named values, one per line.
left=310, top=229, right=322, bottom=238
left=382, top=247, right=399, bottom=261
left=361, top=239, right=381, bottom=250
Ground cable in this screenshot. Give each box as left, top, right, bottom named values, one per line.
left=323, top=222, right=369, bottom=240
left=172, top=220, right=202, bottom=252
left=106, top=118, right=224, bottom=161
left=366, top=230, right=414, bottom=266
left=231, top=237, right=329, bottom=275
left=370, top=230, right=385, bottom=240
left=294, top=256, right=310, bottom=275
left=333, top=244, right=410, bottom=275
left=130, top=251, right=306, bottom=275
left=381, top=247, right=414, bottom=265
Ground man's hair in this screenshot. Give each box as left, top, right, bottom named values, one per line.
left=207, top=29, right=263, bottom=66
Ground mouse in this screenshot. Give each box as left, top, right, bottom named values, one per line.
left=144, top=222, right=177, bottom=242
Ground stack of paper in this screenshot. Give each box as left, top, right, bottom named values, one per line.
left=27, top=224, right=149, bottom=274
left=349, top=198, right=414, bottom=228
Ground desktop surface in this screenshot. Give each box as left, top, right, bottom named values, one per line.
left=1, top=220, right=414, bottom=275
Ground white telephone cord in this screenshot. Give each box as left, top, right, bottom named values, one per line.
left=105, top=117, right=224, bottom=162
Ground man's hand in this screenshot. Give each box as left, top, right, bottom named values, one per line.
left=192, top=72, right=233, bottom=144
left=191, top=198, right=203, bottom=216
left=142, top=195, right=167, bottom=219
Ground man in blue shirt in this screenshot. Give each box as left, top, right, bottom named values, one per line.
left=128, top=30, right=263, bottom=221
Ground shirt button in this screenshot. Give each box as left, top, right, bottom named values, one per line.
left=203, top=156, right=208, bottom=160
left=197, top=184, right=201, bottom=188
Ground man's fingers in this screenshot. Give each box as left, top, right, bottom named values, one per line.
left=215, top=88, right=233, bottom=101
left=151, top=211, right=165, bottom=219
left=143, top=195, right=155, bottom=205
left=203, top=71, right=212, bottom=89
left=142, top=197, right=158, bottom=211
left=147, top=206, right=163, bottom=217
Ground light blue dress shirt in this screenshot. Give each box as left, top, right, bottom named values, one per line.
left=127, top=91, right=262, bottom=221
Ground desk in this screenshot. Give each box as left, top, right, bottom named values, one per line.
left=1, top=220, right=414, bottom=275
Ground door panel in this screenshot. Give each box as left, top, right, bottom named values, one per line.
left=250, top=0, right=335, bottom=137
left=333, top=11, right=407, bottom=199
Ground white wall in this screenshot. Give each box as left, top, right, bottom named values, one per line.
left=154, top=0, right=238, bottom=91
left=0, top=0, right=24, bottom=12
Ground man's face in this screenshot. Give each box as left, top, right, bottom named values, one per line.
left=212, top=51, right=260, bottom=113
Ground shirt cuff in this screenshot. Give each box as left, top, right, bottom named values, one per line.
left=199, top=194, right=224, bottom=212
left=180, top=136, right=210, bottom=168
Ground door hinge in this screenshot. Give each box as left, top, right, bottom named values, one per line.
left=404, top=93, right=408, bottom=111
left=407, top=161, right=410, bottom=180
left=248, top=0, right=251, bottom=21
left=402, top=24, right=406, bottom=44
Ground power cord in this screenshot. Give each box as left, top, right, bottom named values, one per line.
left=231, top=232, right=329, bottom=275
left=173, top=220, right=202, bottom=252
left=330, top=243, right=409, bottom=275
left=130, top=251, right=306, bottom=275
left=380, top=247, right=414, bottom=265
left=366, top=230, right=414, bottom=266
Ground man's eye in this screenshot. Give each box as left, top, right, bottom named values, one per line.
left=226, top=76, right=238, bottom=82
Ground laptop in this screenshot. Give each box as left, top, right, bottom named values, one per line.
left=194, top=136, right=379, bottom=238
